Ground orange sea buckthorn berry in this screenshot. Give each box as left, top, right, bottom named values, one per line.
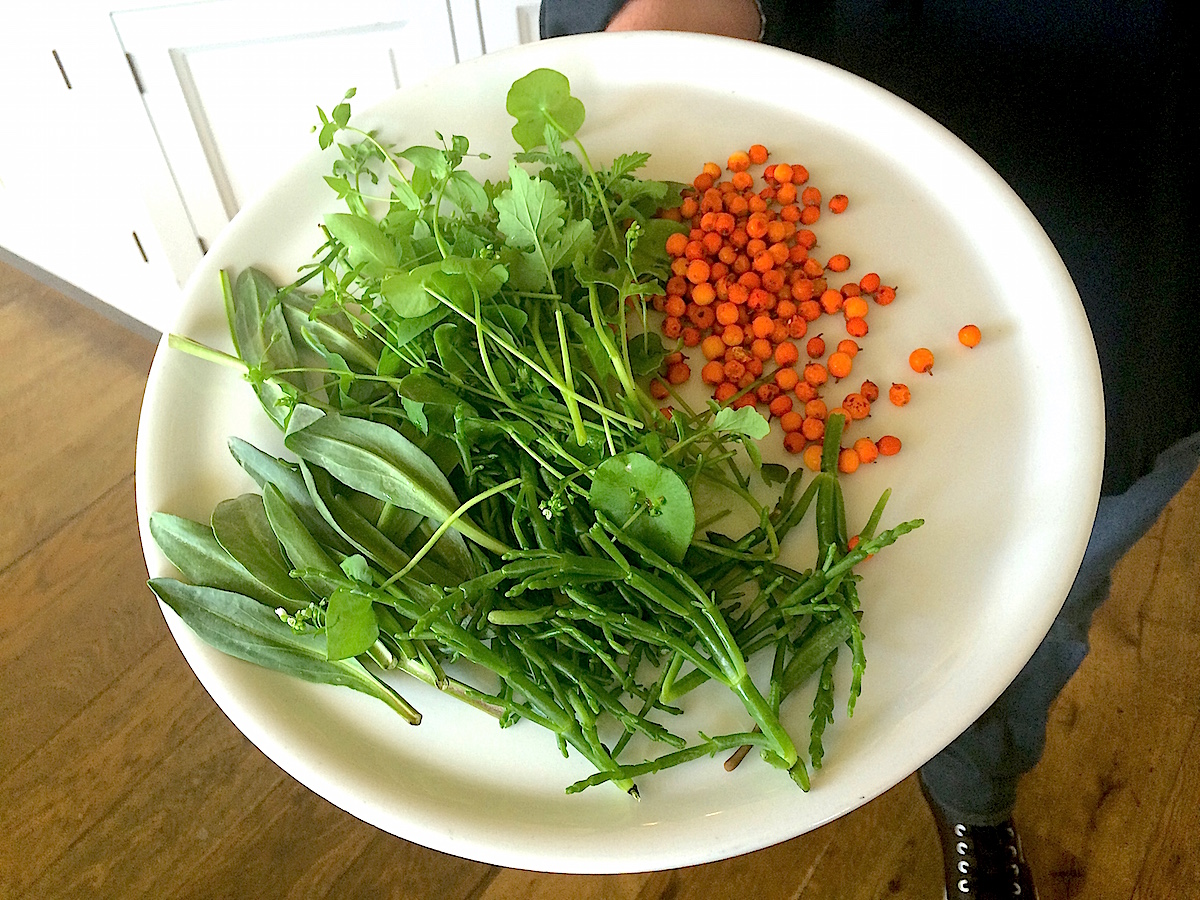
left=666, top=362, right=691, bottom=385
left=779, top=410, right=804, bottom=433
left=827, top=350, right=854, bottom=380
left=802, top=443, right=823, bottom=472
left=774, top=367, right=800, bottom=392
left=876, top=434, right=902, bottom=456
left=959, top=324, right=982, bottom=347
left=768, top=395, right=794, bottom=418
left=701, top=360, right=725, bottom=385
left=826, top=253, right=851, bottom=273
left=860, top=379, right=879, bottom=402
left=838, top=447, right=860, bottom=474
left=748, top=144, right=769, bottom=165
left=727, top=149, right=751, bottom=172
left=853, top=437, right=879, bottom=464
left=842, top=392, right=871, bottom=420
left=843, top=296, right=870, bottom=320
left=858, top=272, right=881, bottom=293
left=829, top=193, right=849, bottom=214
left=774, top=341, right=800, bottom=367
left=889, top=383, right=911, bottom=406
left=783, top=431, right=807, bottom=454
left=700, top=334, right=726, bottom=361
left=794, top=380, right=818, bottom=403
left=712, top=382, right=737, bottom=404
left=686, top=258, right=711, bottom=285
left=909, top=347, right=935, bottom=374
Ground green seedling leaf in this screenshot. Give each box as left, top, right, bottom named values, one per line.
left=589, top=452, right=695, bottom=564
left=713, top=405, right=772, bottom=441
left=325, top=589, right=380, bottom=660
left=506, top=67, right=585, bottom=151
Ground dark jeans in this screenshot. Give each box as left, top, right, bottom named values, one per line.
left=919, top=429, right=1200, bottom=823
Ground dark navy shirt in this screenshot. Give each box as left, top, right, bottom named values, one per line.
left=541, top=0, right=1199, bottom=494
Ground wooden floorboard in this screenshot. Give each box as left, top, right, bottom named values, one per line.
left=2, top=257, right=1198, bottom=899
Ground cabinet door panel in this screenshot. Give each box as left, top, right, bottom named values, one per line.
left=113, top=0, right=466, bottom=280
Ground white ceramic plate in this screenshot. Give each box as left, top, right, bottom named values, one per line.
left=135, top=32, right=1103, bottom=873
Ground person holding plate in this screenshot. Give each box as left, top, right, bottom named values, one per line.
left=541, top=1, right=1200, bottom=897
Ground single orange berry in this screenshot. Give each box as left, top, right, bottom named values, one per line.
left=853, top=437, right=879, bottom=464
left=909, top=347, right=935, bottom=374
left=802, top=443, right=824, bottom=472
left=876, top=435, right=902, bottom=456
left=958, top=324, right=982, bottom=347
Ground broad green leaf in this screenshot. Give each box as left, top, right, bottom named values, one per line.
left=148, top=578, right=420, bottom=722
left=588, top=452, right=695, bottom=564
left=298, top=461, right=471, bottom=585
left=324, top=212, right=397, bottom=275
left=325, top=589, right=380, bottom=660
left=398, top=144, right=450, bottom=180
left=285, top=411, right=506, bottom=557
left=227, top=437, right=353, bottom=554
left=495, top=162, right=565, bottom=251
left=444, top=169, right=489, bottom=214
left=149, top=511, right=306, bottom=611
left=261, top=483, right=343, bottom=598
left=506, top=67, right=586, bottom=151
left=381, top=262, right=444, bottom=318
left=279, top=290, right=381, bottom=373
left=627, top=331, right=669, bottom=377
left=398, top=372, right=466, bottom=408
left=211, top=494, right=316, bottom=610
left=223, top=268, right=304, bottom=429
left=433, top=322, right=471, bottom=379
left=391, top=305, right=449, bottom=347
left=494, top=163, right=593, bottom=288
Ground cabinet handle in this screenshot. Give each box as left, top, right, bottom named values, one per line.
left=126, top=53, right=146, bottom=95
left=51, top=50, right=72, bottom=89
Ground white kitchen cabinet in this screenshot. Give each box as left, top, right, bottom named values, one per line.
left=0, top=6, right=183, bottom=333
left=0, top=1, right=542, bottom=334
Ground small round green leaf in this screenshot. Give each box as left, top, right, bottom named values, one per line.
left=588, top=452, right=695, bottom=564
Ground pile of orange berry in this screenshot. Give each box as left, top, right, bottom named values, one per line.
left=645, top=144, right=912, bottom=474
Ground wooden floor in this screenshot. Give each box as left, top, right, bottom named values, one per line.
left=1, top=257, right=1197, bottom=900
